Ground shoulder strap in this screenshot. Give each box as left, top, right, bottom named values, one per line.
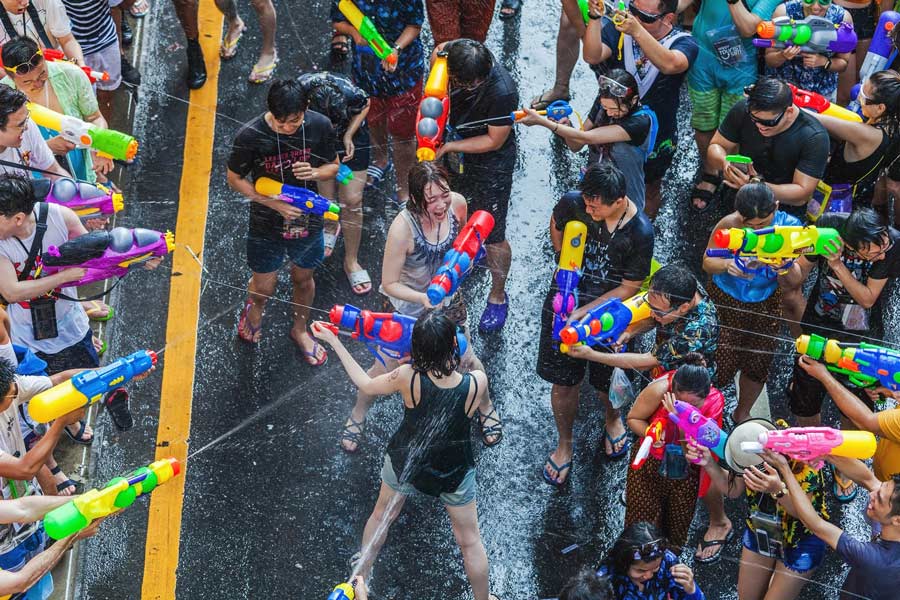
left=409, top=370, right=420, bottom=408
left=25, top=3, right=52, bottom=49
left=18, top=202, right=47, bottom=282
left=632, top=107, right=659, bottom=159
left=0, top=9, right=17, bottom=40
left=0, top=158, right=62, bottom=178
left=464, top=373, right=479, bottom=415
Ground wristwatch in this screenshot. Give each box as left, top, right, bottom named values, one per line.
left=824, top=58, right=832, bottom=71
left=588, top=12, right=603, bottom=19
left=772, top=485, right=788, bottom=500
left=393, top=44, right=403, bottom=53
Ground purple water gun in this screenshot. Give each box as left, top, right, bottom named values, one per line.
left=41, top=227, right=174, bottom=287
left=33, top=178, right=124, bottom=220
left=669, top=400, right=728, bottom=461
left=754, top=16, right=857, bottom=54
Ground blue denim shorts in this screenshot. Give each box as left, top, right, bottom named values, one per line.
left=246, top=232, right=324, bottom=273
left=381, top=455, right=476, bottom=507
left=0, top=526, right=54, bottom=599
left=742, top=527, right=826, bottom=573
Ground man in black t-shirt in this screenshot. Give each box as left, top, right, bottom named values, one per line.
left=582, top=0, right=698, bottom=218
left=537, top=163, right=654, bottom=486
left=434, top=39, right=519, bottom=334
left=708, top=77, right=829, bottom=219
left=226, top=79, right=339, bottom=364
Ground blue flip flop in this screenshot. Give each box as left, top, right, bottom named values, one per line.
left=366, top=161, right=393, bottom=187
left=604, top=423, right=631, bottom=460
left=542, top=455, right=572, bottom=487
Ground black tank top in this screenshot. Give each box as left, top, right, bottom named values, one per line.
left=824, top=130, right=891, bottom=207
left=386, top=371, right=477, bottom=497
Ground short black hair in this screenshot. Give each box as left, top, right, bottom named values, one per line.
left=446, top=39, right=493, bottom=84
left=1, top=37, right=40, bottom=75
left=266, top=79, right=309, bottom=120
left=746, top=77, right=792, bottom=114
left=841, top=208, right=888, bottom=250
left=579, top=162, right=627, bottom=205
left=735, top=181, right=776, bottom=219
left=657, top=0, right=678, bottom=14
left=0, top=358, right=14, bottom=399
left=890, top=474, right=900, bottom=517
left=411, top=312, right=461, bottom=378
left=0, top=86, right=27, bottom=130
left=649, top=263, right=697, bottom=307
left=559, top=569, right=614, bottom=600
left=0, top=175, right=38, bottom=217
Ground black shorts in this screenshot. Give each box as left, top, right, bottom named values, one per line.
left=336, top=127, right=371, bottom=173
left=449, top=157, right=514, bottom=245
left=846, top=4, right=876, bottom=41
left=644, top=139, right=676, bottom=183
left=535, top=291, right=616, bottom=389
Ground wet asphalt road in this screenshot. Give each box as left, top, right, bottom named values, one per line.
left=71, top=1, right=892, bottom=599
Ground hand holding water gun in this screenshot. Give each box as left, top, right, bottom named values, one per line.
left=754, top=16, right=857, bottom=54
left=26, top=102, right=138, bottom=161
left=28, top=350, right=156, bottom=423
left=706, top=225, right=841, bottom=275
left=666, top=398, right=727, bottom=461
left=848, top=11, right=900, bottom=112
left=788, top=84, right=863, bottom=123
left=336, top=164, right=354, bottom=186
left=415, top=56, right=450, bottom=162
left=632, top=415, right=665, bottom=470
left=316, top=304, right=467, bottom=365
left=511, top=100, right=573, bottom=123
left=558, top=293, right=651, bottom=354
left=328, top=577, right=367, bottom=600
left=43, top=458, right=180, bottom=540
left=337, top=0, right=397, bottom=66
left=41, top=227, right=174, bottom=286
left=255, top=177, right=341, bottom=221
left=578, top=0, right=627, bottom=25
left=40, top=48, right=109, bottom=84
left=740, top=427, right=876, bottom=470
left=552, top=221, right=587, bottom=342
left=426, top=211, right=495, bottom=305
left=33, top=178, right=123, bottom=220
left=796, top=334, right=900, bottom=391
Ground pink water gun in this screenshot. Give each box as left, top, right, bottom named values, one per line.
left=669, top=400, right=727, bottom=461
left=740, top=427, right=876, bottom=470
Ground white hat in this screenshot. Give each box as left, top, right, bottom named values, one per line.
left=724, top=418, right=777, bottom=474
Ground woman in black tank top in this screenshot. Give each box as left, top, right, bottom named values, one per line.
left=312, top=313, right=500, bottom=600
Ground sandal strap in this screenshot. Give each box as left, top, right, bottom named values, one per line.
left=700, top=171, right=723, bottom=186
left=340, top=416, right=366, bottom=443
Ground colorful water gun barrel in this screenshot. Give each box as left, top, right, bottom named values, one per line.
left=27, top=102, right=138, bottom=161
left=416, top=56, right=450, bottom=162
left=255, top=177, right=341, bottom=220
left=789, top=84, right=863, bottom=123
left=426, top=211, right=495, bottom=304
left=337, top=0, right=396, bottom=64
left=327, top=583, right=356, bottom=600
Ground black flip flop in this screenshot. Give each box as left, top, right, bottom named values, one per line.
left=65, top=420, right=94, bottom=445
left=499, top=0, right=522, bottom=19
left=694, top=526, right=735, bottom=564
left=104, top=387, right=134, bottom=431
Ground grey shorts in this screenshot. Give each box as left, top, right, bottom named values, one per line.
left=85, top=42, right=122, bottom=91
left=380, top=454, right=476, bottom=507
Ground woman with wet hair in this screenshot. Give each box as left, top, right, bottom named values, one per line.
left=598, top=521, right=704, bottom=599
left=311, top=312, right=499, bottom=600
left=519, top=69, right=658, bottom=215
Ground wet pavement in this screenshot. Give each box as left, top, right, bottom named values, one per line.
left=71, top=1, right=889, bottom=599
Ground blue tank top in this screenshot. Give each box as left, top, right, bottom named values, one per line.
left=712, top=210, right=802, bottom=303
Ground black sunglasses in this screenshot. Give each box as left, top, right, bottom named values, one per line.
left=632, top=539, right=665, bottom=561
left=628, top=3, right=669, bottom=23
left=748, top=109, right=787, bottom=128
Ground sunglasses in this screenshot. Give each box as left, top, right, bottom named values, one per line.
left=3, top=49, right=43, bottom=75
left=801, top=0, right=832, bottom=5
left=857, top=86, right=878, bottom=106
left=597, top=75, right=631, bottom=99
left=648, top=301, right=678, bottom=317
left=749, top=108, right=787, bottom=128
left=628, top=3, right=669, bottom=23
left=632, top=539, right=665, bottom=562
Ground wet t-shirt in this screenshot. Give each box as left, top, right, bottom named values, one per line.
left=838, top=533, right=900, bottom=600
left=586, top=102, right=653, bottom=211
left=227, top=111, right=336, bottom=241
left=552, top=192, right=654, bottom=302
left=448, top=62, right=518, bottom=165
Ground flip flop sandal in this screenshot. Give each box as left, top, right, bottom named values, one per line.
left=690, top=172, right=722, bottom=213
left=324, top=223, right=342, bottom=258
left=694, top=526, right=735, bottom=564
left=104, top=387, right=134, bottom=431
left=220, top=25, right=247, bottom=60
left=65, top=420, right=94, bottom=445
left=475, top=407, right=503, bottom=447
left=50, top=466, right=81, bottom=495
left=85, top=300, right=115, bottom=322
left=340, top=415, right=366, bottom=454
left=331, top=32, right=352, bottom=60
left=542, top=455, right=572, bottom=487
left=831, top=464, right=859, bottom=503
left=93, top=336, right=107, bottom=357
left=499, top=0, right=522, bottom=19
left=129, top=0, right=150, bottom=18
left=530, top=90, right=571, bottom=111
left=603, top=422, right=631, bottom=459
left=290, top=331, right=328, bottom=366
left=347, top=269, right=373, bottom=296
left=366, top=161, right=393, bottom=187
left=237, top=299, right=263, bottom=343
left=248, top=54, right=278, bottom=84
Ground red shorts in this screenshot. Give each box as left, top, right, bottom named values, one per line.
left=367, top=79, right=423, bottom=138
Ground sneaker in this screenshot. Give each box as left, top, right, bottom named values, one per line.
left=121, top=17, right=134, bottom=47
left=121, top=55, right=141, bottom=86
left=478, top=293, right=509, bottom=333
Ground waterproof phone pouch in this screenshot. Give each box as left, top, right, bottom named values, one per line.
left=751, top=509, right=784, bottom=559
left=282, top=213, right=310, bottom=240
left=807, top=181, right=852, bottom=222
left=659, top=443, right=688, bottom=480
left=841, top=303, right=870, bottom=331
left=442, top=127, right=465, bottom=175
left=30, top=296, right=58, bottom=341
left=706, top=25, right=745, bottom=66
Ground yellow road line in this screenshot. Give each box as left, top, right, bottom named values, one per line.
left=141, top=2, right=223, bottom=597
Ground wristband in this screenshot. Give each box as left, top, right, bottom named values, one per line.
left=553, top=123, right=560, bottom=134
left=589, top=12, right=603, bottom=19
left=824, top=58, right=832, bottom=71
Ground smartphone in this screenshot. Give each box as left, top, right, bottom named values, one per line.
left=726, top=154, right=753, bottom=174
left=755, top=529, right=771, bottom=556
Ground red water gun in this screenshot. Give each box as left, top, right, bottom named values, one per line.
left=426, top=211, right=495, bottom=305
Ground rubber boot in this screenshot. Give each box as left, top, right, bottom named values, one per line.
left=185, top=38, right=207, bottom=89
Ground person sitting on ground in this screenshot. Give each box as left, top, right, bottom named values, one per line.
left=598, top=521, right=705, bottom=599
left=766, top=450, right=900, bottom=600
left=336, top=162, right=501, bottom=454
left=519, top=70, right=657, bottom=213
left=311, top=312, right=500, bottom=600
left=558, top=569, right=614, bottom=600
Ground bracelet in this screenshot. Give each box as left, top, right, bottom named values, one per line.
left=588, top=12, right=603, bottom=19
left=824, top=58, right=832, bottom=71
left=772, top=485, right=788, bottom=500
left=553, top=123, right=560, bottom=134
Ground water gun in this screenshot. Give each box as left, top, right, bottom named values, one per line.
left=415, top=56, right=450, bottom=162
left=43, top=458, right=180, bottom=540
left=552, top=221, right=587, bottom=341
left=337, top=0, right=396, bottom=65
left=32, top=178, right=123, bottom=220
left=789, top=84, right=863, bottom=123
left=41, top=227, right=174, bottom=287
left=426, top=210, right=495, bottom=305
left=28, top=350, right=155, bottom=423
left=255, top=177, right=341, bottom=221
left=558, top=293, right=651, bottom=354
left=325, top=304, right=467, bottom=365
left=632, top=413, right=665, bottom=470
left=741, top=427, right=876, bottom=469
left=848, top=11, right=900, bottom=113
left=337, top=163, right=354, bottom=185
left=706, top=225, right=841, bottom=275
left=328, top=583, right=355, bottom=600
left=26, top=102, right=138, bottom=161
left=510, top=99, right=573, bottom=122
left=796, top=334, right=900, bottom=391
left=754, top=16, right=857, bottom=54
left=576, top=0, right=626, bottom=25
left=0, top=48, right=110, bottom=84
left=669, top=400, right=727, bottom=461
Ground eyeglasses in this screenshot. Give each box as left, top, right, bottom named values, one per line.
left=851, top=235, right=894, bottom=260
left=3, top=49, right=43, bottom=75
left=628, top=3, right=669, bottom=23
left=801, top=0, right=832, bottom=6
left=749, top=109, right=787, bottom=128
left=648, top=301, right=677, bottom=317
left=631, top=539, right=665, bottom=562
left=597, top=75, right=631, bottom=99
left=450, top=75, right=483, bottom=92
left=858, top=86, right=878, bottom=106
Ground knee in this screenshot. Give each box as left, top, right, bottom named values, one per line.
left=292, top=272, right=315, bottom=292
left=341, top=192, right=364, bottom=211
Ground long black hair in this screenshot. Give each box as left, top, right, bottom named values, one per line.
left=868, top=70, right=900, bottom=141
left=410, top=312, right=460, bottom=378
left=671, top=352, right=711, bottom=399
